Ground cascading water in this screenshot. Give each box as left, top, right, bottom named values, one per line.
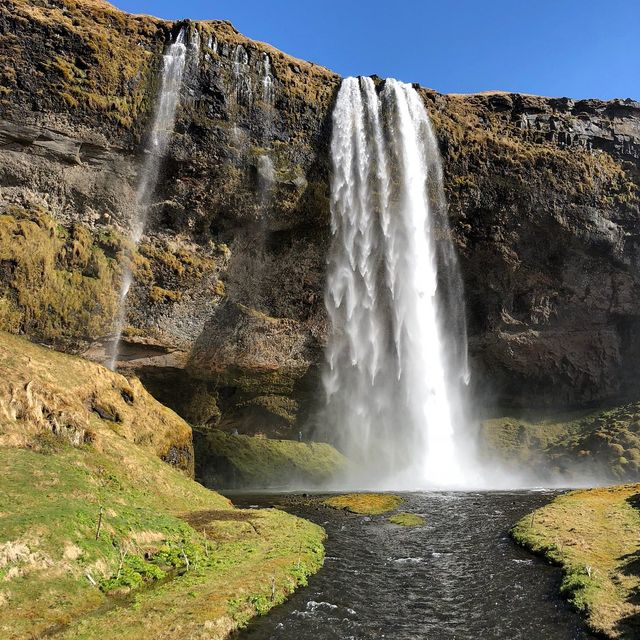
left=260, top=52, right=274, bottom=104
left=107, top=28, right=192, bottom=371
left=322, top=76, right=471, bottom=488
left=233, top=44, right=253, bottom=105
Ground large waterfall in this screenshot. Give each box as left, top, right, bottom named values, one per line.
left=323, top=76, right=471, bottom=488
left=108, top=28, right=192, bottom=370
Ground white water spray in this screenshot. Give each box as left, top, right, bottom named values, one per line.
left=108, top=28, right=190, bottom=370
left=322, top=77, right=471, bottom=488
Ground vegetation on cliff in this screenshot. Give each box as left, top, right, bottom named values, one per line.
left=512, top=485, right=640, bottom=638
left=0, top=205, right=121, bottom=349
left=0, top=204, right=228, bottom=353
left=1, top=0, right=163, bottom=131
left=194, top=428, right=347, bottom=489
left=0, top=332, right=325, bottom=639
left=481, top=402, right=640, bottom=483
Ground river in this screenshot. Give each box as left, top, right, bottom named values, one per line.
left=232, top=491, right=594, bottom=640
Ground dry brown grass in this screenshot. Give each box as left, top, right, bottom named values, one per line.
left=0, top=331, right=192, bottom=471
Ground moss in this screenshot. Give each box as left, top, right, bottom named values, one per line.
left=387, top=513, right=425, bottom=527
left=7, top=0, right=161, bottom=130
left=140, top=242, right=188, bottom=276
left=215, top=368, right=302, bottom=397
left=0, top=332, right=325, bottom=639
left=213, top=279, right=226, bottom=296
left=149, top=285, right=181, bottom=303
left=0, top=206, right=122, bottom=347
left=234, top=395, right=298, bottom=427
left=322, top=493, right=404, bottom=515
left=480, top=402, right=640, bottom=481
left=195, top=430, right=347, bottom=489
left=0, top=207, right=221, bottom=347
left=511, top=485, right=640, bottom=638
left=429, top=92, right=638, bottom=218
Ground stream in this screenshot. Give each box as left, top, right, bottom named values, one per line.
left=232, top=491, right=595, bottom=640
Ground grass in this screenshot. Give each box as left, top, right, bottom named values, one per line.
left=0, top=330, right=192, bottom=467
left=387, top=513, right=425, bottom=527
left=321, top=493, right=404, bottom=515
left=511, top=485, right=640, bottom=638
left=196, top=430, right=347, bottom=489
left=0, top=332, right=325, bottom=639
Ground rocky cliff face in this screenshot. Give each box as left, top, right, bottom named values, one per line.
left=0, top=0, right=639, bottom=435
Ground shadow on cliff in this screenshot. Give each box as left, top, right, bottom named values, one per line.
left=161, top=86, right=340, bottom=441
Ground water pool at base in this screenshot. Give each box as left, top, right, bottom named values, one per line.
left=232, top=491, right=594, bottom=640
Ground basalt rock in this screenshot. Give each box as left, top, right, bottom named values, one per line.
left=0, top=0, right=638, bottom=432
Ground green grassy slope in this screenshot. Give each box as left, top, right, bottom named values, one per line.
left=0, top=332, right=324, bottom=639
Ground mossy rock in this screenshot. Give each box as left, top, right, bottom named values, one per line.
left=480, top=401, right=640, bottom=482
left=322, top=493, right=404, bottom=515
left=0, top=206, right=123, bottom=347
left=387, top=513, right=425, bottom=527
left=195, top=429, right=348, bottom=489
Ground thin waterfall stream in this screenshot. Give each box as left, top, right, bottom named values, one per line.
left=108, top=28, right=192, bottom=370
left=322, top=77, right=472, bottom=488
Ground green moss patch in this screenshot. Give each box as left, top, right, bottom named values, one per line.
left=387, top=513, right=425, bottom=527
left=322, top=493, right=404, bottom=515
left=481, top=403, right=640, bottom=482
left=195, top=429, right=347, bottom=489
left=4, top=0, right=163, bottom=130
left=511, top=485, right=640, bottom=638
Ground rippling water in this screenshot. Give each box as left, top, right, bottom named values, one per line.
left=232, top=491, right=595, bottom=640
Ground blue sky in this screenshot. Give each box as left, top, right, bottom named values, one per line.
left=112, top=0, right=639, bottom=100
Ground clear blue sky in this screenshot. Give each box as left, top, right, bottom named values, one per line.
left=112, top=0, right=639, bottom=100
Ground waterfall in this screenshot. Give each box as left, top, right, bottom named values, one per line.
left=322, top=76, right=470, bottom=488
left=260, top=52, right=274, bottom=104
left=107, top=28, right=190, bottom=371
left=233, top=44, right=252, bottom=105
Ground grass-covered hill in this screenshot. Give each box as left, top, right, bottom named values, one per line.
left=0, top=331, right=324, bottom=639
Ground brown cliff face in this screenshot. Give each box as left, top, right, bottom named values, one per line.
left=0, top=0, right=639, bottom=434
left=428, top=91, right=640, bottom=410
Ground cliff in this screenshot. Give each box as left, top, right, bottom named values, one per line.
left=0, top=0, right=639, bottom=438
